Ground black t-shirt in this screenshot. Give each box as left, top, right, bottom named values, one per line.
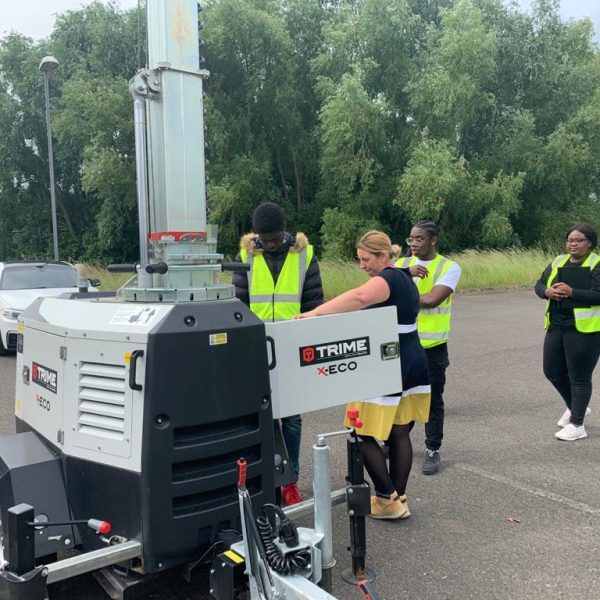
left=369, top=267, right=419, bottom=325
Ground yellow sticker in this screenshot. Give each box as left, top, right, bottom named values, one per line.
left=17, top=323, right=25, bottom=333
left=124, top=352, right=132, bottom=364
left=224, top=550, right=244, bottom=564
left=209, top=333, right=228, bottom=346
left=15, top=398, right=21, bottom=415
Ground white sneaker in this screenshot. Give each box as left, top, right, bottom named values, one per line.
left=557, top=407, right=591, bottom=428
left=555, top=423, right=587, bottom=441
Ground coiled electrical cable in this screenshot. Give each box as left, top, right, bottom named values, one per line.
left=255, top=504, right=311, bottom=575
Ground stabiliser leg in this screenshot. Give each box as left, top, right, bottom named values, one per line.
left=341, top=410, right=380, bottom=600
left=0, top=504, right=49, bottom=600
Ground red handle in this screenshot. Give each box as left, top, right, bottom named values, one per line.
left=87, top=519, right=112, bottom=535
left=347, top=408, right=361, bottom=428
left=237, top=458, right=247, bottom=489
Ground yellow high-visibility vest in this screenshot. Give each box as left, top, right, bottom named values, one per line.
left=396, top=254, right=455, bottom=349
left=240, top=245, right=313, bottom=322
left=544, top=253, right=600, bottom=332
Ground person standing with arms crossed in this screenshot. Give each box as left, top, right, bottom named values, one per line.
left=233, top=202, right=324, bottom=505
left=397, top=220, right=461, bottom=475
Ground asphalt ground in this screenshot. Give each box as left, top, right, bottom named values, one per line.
left=0, top=289, right=599, bottom=599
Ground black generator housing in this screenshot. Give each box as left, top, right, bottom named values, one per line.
left=16, top=298, right=275, bottom=573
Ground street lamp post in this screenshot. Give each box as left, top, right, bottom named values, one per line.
left=39, top=55, right=60, bottom=262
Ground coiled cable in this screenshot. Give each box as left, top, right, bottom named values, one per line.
left=255, top=504, right=311, bottom=575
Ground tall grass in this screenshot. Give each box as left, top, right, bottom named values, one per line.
left=84, top=265, right=131, bottom=292
left=87, top=248, right=554, bottom=295
left=320, top=259, right=369, bottom=299
left=448, top=248, right=553, bottom=292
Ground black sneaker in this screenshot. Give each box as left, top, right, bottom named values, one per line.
left=422, top=450, right=440, bottom=475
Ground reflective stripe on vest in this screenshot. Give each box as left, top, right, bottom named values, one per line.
left=240, top=245, right=313, bottom=322
left=396, top=254, right=455, bottom=348
left=544, top=252, right=600, bottom=333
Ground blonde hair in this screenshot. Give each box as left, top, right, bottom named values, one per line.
left=357, top=230, right=402, bottom=260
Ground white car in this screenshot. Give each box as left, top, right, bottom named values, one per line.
left=0, top=262, right=98, bottom=355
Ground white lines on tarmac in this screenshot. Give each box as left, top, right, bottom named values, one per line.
left=455, top=463, right=600, bottom=517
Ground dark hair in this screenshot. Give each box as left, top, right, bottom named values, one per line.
left=253, top=202, right=286, bottom=234
left=412, top=220, right=439, bottom=239
left=566, top=223, right=597, bottom=249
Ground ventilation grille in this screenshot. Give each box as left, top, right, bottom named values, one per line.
left=173, top=413, right=259, bottom=448
left=78, top=362, right=126, bottom=440
left=173, top=478, right=262, bottom=518
left=171, top=415, right=263, bottom=518
left=172, top=445, right=261, bottom=483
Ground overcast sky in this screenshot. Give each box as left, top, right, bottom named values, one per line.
left=2, top=1, right=599, bottom=41
left=1, top=1, right=139, bottom=40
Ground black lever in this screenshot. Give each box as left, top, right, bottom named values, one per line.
left=108, top=264, right=137, bottom=273
left=145, top=262, right=168, bottom=274
left=221, top=262, right=250, bottom=272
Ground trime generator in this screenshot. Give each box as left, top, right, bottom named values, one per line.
left=0, top=2, right=402, bottom=599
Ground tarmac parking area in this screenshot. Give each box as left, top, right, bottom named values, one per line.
left=1, top=290, right=598, bottom=599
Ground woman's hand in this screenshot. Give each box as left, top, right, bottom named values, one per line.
left=546, top=284, right=571, bottom=300
left=409, top=264, right=429, bottom=279
left=553, top=282, right=573, bottom=298
left=294, top=310, right=317, bottom=320
left=545, top=286, right=562, bottom=301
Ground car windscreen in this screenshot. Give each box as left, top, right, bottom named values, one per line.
left=0, top=265, right=77, bottom=290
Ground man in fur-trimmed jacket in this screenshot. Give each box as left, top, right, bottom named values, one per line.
left=233, top=202, right=323, bottom=506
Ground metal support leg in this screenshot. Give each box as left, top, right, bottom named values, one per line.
left=342, top=434, right=376, bottom=586
left=312, top=440, right=334, bottom=593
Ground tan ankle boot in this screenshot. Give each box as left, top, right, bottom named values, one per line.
left=369, top=493, right=410, bottom=520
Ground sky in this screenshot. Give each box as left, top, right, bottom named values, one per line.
left=1, top=1, right=139, bottom=40
left=1, top=0, right=600, bottom=41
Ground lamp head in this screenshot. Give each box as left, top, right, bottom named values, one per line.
left=39, top=56, right=59, bottom=73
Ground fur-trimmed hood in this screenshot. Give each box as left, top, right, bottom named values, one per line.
left=240, top=231, right=309, bottom=256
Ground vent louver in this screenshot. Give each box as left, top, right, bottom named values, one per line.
left=78, top=362, right=126, bottom=440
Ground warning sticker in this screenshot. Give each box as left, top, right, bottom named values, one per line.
left=209, top=332, right=228, bottom=346
left=109, top=306, right=163, bottom=326
left=224, top=550, right=244, bottom=564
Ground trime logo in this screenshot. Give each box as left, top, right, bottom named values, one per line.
left=31, top=362, right=58, bottom=394
left=302, top=347, right=315, bottom=363
left=299, top=337, right=370, bottom=367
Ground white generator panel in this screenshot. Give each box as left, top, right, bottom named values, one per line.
left=265, top=307, right=401, bottom=419
left=16, top=297, right=173, bottom=473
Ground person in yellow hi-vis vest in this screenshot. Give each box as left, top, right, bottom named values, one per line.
left=233, top=203, right=323, bottom=505
left=535, top=223, right=600, bottom=441
left=396, top=221, right=461, bottom=475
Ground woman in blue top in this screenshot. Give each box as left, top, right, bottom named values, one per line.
left=297, top=230, right=431, bottom=519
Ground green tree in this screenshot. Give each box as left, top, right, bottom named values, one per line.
left=407, top=0, right=498, bottom=154
left=0, top=1, right=144, bottom=262
left=396, top=138, right=524, bottom=249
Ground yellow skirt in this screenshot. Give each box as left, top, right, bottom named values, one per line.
left=343, top=386, right=431, bottom=441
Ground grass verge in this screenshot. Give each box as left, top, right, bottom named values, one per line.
left=87, top=248, right=553, bottom=297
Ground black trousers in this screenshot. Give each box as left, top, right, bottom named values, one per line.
left=543, top=325, right=600, bottom=425
left=424, top=343, right=449, bottom=451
